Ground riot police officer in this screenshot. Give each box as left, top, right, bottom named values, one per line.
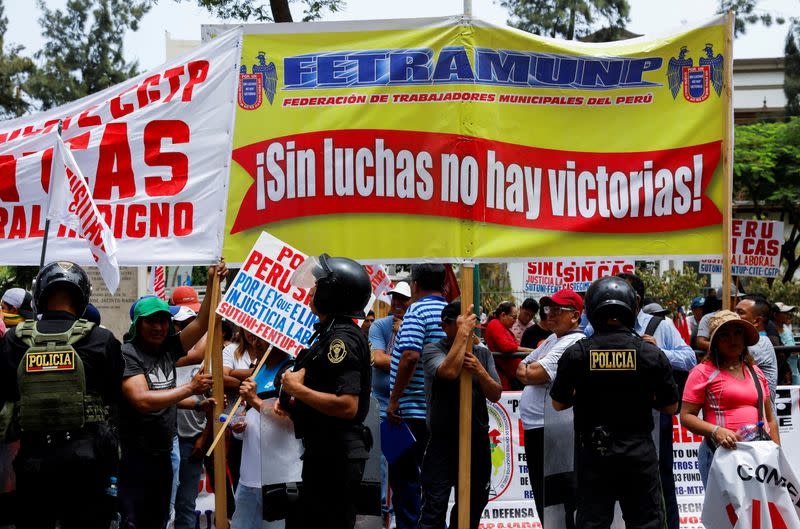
left=0, top=261, right=124, bottom=529
left=549, top=276, right=678, bottom=529
left=278, top=254, right=373, bottom=529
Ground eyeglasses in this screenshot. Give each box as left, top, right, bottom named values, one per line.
left=543, top=305, right=576, bottom=315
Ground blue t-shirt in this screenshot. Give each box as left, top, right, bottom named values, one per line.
left=369, top=315, right=396, bottom=419
left=390, top=295, right=447, bottom=420
left=254, top=357, right=293, bottom=399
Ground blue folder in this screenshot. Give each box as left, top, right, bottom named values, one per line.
left=380, top=420, right=416, bottom=465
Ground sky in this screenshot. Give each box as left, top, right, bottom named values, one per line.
left=4, top=0, right=798, bottom=69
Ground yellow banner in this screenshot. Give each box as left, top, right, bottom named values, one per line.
left=214, top=16, right=729, bottom=263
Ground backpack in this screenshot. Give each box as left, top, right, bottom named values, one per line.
left=14, top=319, right=106, bottom=433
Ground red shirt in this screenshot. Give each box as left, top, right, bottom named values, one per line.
left=485, top=319, right=521, bottom=390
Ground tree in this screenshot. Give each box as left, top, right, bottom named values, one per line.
left=186, top=0, right=344, bottom=22
left=0, top=0, right=35, bottom=118
left=26, top=0, right=150, bottom=110
left=733, top=118, right=800, bottom=282
left=717, top=0, right=787, bottom=37
left=786, top=22, right=800, bottom=117
left=637, top=266, right=708, bottom=315
left=499, top=0, right=630, bottom=41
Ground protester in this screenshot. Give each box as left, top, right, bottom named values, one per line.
left=278, top=254, right=372, bottom=529
left=696, top=284, right=743, bottom=352
left=233, top=344, right=301, bottom=529
left=511, top=298, right=539, bottom=342
left=642, top=302, right=670, bottom=318
left=681, top=311, right=780, bottom=487
left=386, top=264, right=448, bottom=529
left=1, top=287, right=33, bottom=328
left=774, top=302, right=796, bottom=346
left=84, top=302, right=102, bottom=326
left=520, top=303, right=554, bottom=349
left=0, top=262, right=124, bottom=529
left=485, top=301, right=533, bottom=390
left=119, top=262, right=226, bottom=529
left=170, top=285, right=201, bottom=312
left=362, top=310, right=376, bottom=336
left=419, top=301, right=501, bottom=529
left=551, top=276, right=678, bottom=529
left=516, top=289, right=584, bottom=524
left=735, top=295, right=778, bottom=405
left=687, top=297, right=705, bottom=350
left=369, top=281, right=412, bottom=527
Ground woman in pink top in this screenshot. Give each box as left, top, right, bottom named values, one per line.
left=681, top=310, right=780, bottom=486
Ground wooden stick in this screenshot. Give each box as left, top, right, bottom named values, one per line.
left=204, top=269, right=228, bottom=529
left=722, top=11, right=735, bottom=311
left=458, top=263, right=475, bottom=529
left=206, top=343, right=274, bottom=457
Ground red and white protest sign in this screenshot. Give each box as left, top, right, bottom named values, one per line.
left=0, top=29, right=241, bottom=265
left=216, top=232, right=317, bottom=356
left=525, top=258, right=635, bottom=294
left=700, top=219, right=783, bottom=278
left=365, top=264, right=394, bottom=304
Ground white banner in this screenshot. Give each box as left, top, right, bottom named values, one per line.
left=700, top=220, right=784, bottom=278
left=0, top=29, right=242, bottom=265
left=525, top=258, right=635, bottom=294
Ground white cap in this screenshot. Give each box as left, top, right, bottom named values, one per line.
left=776, top=302, right=796, bottom=313
left=173, top=305, right=197, bottom=322
left=2, top=288, right=26, bottom=308
left=388, top=281, right=411, bottom=299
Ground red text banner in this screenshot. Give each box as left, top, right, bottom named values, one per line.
left=231, top=130, right=722, bottom=235
left=700, top=219, right=784, bottom=278
left=0, top=29, right=241, bottom=265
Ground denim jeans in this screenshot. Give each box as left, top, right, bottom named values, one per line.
left=169, top=435, right=179, bottom=521
left=698, top=440, right=713, bottom=488
left=381, top=454, right=392, bottom=516
left=388, top=419, right=429, bottom=529
left=230, top=484, right=285, bottom=529
left=174, top=437, right=205, bottom=529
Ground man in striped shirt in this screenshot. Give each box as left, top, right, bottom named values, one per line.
left=387, top=263, right=447, bottom=529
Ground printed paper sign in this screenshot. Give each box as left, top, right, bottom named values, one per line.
left=525, top=258, right=635, bottom=294
left=700, top=219, right=784, bottom=277
left=210, top=16, right=729, bottom=263
left=216, top=231, right=318, bottom=356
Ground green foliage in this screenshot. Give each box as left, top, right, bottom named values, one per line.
left=478, top=263, right=513, bottom=314
left=186, top=0, right=344, bottom=22
left=500, top=0, right=629, bottom=40
left=0, top=0, right=34, bottom=118
left=733, top=118, right=800, bottom=281
left=0, top=266, right=40, bottom=294
left=717, top=0, right=787, bottom=37
left=786, top=22, right=800, bottom=117
left=26, top=0, right=149, bottom=110
left=637, top=266, right=708, bottom=315
left=745, top=277, right=800, bottom=309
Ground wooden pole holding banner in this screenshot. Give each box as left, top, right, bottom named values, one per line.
left=204, top=269, right=229, bottom=529
left=721, top=11, right=735, bottom=311
left=458, top=262, right=475, bottom=528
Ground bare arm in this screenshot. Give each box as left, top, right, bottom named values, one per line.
left=179, top=262, right=227, bottom=352
left=681, top=401, right=738, bottom=449
left=696, top=336, right=710, bottom=352
left=176, top=333, right=206, bottom=367
left=122, top=369, right=211, bottom=414
left=462, top=352, right=502, bottom=402
left=290, top=385, right=359, bottom=420
left=372, top=349, right=391, bottom=371
left=516, top=361, right=550, bottom=385
left=436, top=312, right=477, bottom=381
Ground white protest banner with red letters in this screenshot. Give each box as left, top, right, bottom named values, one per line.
left=216, top=231, right=319, bottom=356
left=365, top=264, right=394, bottom=304
left=700, top=220, right=783, bottom=278
left=0, top=29, right=241, bottom=265
left=49, top=134, right=120, bottom=293
left=525, top=258, right=635, bottom=294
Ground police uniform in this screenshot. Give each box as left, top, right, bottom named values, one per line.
left=550, top=328, right=677, bottom=529
left=287, top=316, right=372, bottom=529
left=0, top=310, right=124, bottom=529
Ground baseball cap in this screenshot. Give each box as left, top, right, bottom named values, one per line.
left=708, top=310, right=759, bottom=350
left=170, top=286, right=201, bottom=312
left=173, top=306, right=197, bottom=323
left=776, top=302, right=796, bottom=313
left=540, top=289, right=583, bottom=314
left=690, top=296, right=705, bottom=309
left=642, top=302, right=669, bottom=317
left=388, top=281, right=411, bottom=299
left=2, top=288, right=26, bottom=309
left=717, top=283, right=744, bottom=298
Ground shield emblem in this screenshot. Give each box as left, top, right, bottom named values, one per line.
left=682, top=65, right=710, bottom=103
left=238, top=73, right=263, bottom=110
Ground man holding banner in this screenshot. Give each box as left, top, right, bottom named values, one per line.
left=278, top=254, right=373, bottom=529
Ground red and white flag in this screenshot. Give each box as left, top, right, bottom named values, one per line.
left=149, top=266, right=166, bottom=300
left=47, top=134, right=120, bottom=294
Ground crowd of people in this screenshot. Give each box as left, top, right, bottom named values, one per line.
left=0, top=258, right=796, bottom=529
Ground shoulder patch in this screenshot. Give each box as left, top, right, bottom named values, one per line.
left=328, top=338, right=348, bottom=364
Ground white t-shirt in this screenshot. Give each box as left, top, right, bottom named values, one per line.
left=238, top=398, right=303, bottom=488
left=222, top=343, right=254, bottom=421
left=519, top=331, right=585, bottom=430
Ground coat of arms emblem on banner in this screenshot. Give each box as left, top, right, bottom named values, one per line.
left=667, top=44, right=724, bottom=103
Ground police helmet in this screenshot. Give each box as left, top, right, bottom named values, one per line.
left=32, top=261, right=92, bottom=316
left=291, top=254, right=371, bottom=318
left=585, top=276, right=637, bottom=330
